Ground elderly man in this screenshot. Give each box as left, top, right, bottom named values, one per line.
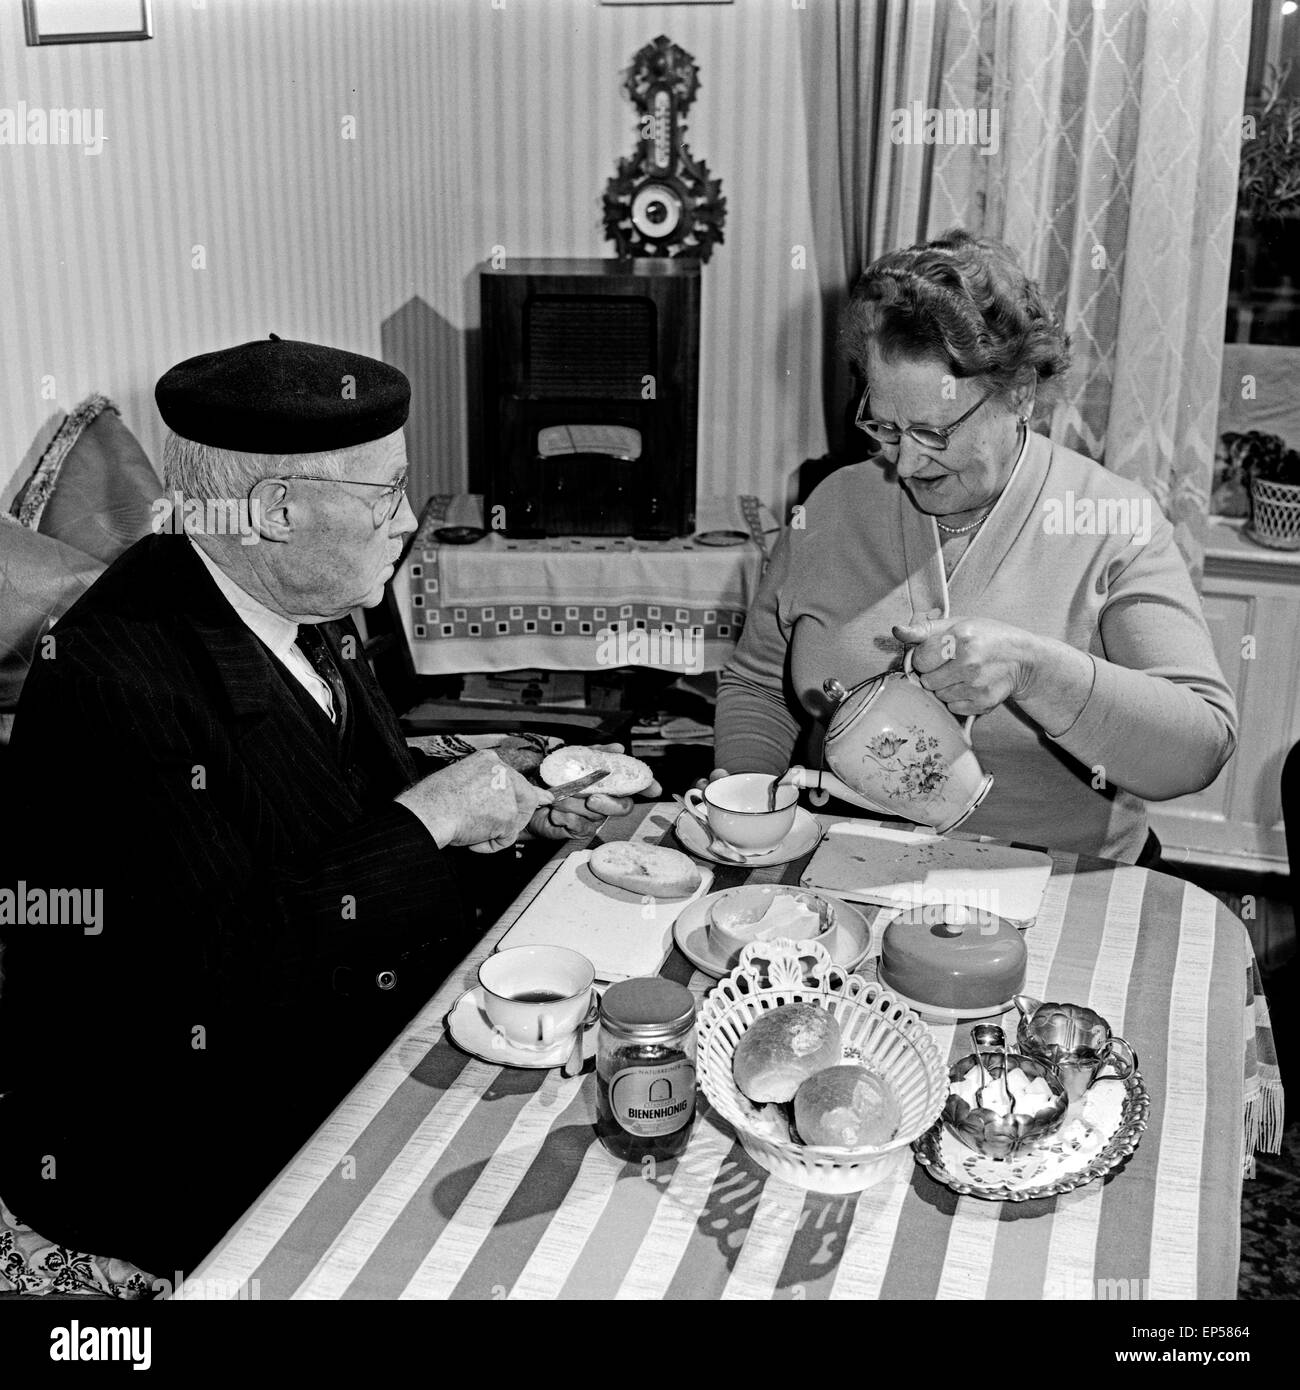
left=0, top=337, right=641, bottom=1280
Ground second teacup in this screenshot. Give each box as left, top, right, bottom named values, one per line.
left=479, top=946, right=596, bottom=1052
left=683, top=773, right=798, bottom=853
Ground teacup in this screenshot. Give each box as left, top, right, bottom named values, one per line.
left=479, top=946, right=596, bottom=1051
left=683, top=773, right=798, bottom=853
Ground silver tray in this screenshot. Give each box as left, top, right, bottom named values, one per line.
left=912, top=1069, right=1150, bottom=1201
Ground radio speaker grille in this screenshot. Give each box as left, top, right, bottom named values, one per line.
left=526, top=296, right=654, bottom=398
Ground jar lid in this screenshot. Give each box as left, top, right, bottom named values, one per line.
left=600, top=977, right=696, bottom=1034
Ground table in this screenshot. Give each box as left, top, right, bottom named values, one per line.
left=392, top=494, right=779, bottom=676
left=188, top=805, right=1279, bottom=1300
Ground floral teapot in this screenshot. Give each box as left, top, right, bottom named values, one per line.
left=786, top=649, right=993, bottom=834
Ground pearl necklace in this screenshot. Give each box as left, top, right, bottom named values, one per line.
left=930, top=419, right=1026, bottom=537
left=935, top=508, right=992, bottom=535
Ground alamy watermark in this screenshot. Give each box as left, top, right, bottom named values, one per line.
left=1044, top=1271, right=1151, bottom=1300
left=151, top=492, right=264, bottom=545
left=595, top=623, right=704, bottom=675
left=0, top=102, right=105, bottom=156
left=894, top=890, right=1005, bottom=924
left=1042, top=492, right=1153, bottom=546
left=160, top=1272, right=261, bottom=1300
left=890, top=102, right=1000, bottom=156
left=1, top=883, right=101, bottom=934
left=50, top=1322, right=149, bottom=1369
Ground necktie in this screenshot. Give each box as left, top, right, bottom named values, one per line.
left=296, top=624, right=350, bottom=743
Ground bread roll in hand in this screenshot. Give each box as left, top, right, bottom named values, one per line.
left=793, top=1064, right=902, bottom=1147
left=731, top=1003, right=842, bottom=1103
left=529, top=742, right=661, bottom=842
left=540, top=746, right=655, bottom=797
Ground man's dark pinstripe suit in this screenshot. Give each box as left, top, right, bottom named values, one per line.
left=0, top=533, right=471, bottom=1276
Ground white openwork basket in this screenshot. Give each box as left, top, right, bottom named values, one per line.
left=1248, top=478, right=1300, bottom=550
left=696, top=938, right=948, bottom=1194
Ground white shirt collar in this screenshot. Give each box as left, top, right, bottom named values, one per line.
left=188, top=538, right=302, bottom=659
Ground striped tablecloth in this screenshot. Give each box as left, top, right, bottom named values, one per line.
left=188, top=805, right=1277, bottom=1301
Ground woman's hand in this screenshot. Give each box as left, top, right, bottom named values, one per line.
left=891, top=616, right=1038, bottom=718
left=691, top=768, right=732, bottom=793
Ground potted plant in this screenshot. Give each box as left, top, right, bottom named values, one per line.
left=1231, top=65, right=1300, bottom=340
left=1227, top=430, right=1300, bottom=548
left=1237, top=66, right=1300, bottom=227
left=1212, top=434, right=1253, bottom=518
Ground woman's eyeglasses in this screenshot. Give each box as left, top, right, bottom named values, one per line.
left=277, top=472, right=410, bottom=526
left=855, top=384, right=998, bottom=451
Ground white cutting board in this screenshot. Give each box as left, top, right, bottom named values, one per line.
left=801, top=824, right=1052, bottom=926
left=496, top=850, right=714, bottom=983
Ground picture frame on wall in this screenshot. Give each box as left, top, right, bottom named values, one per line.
left=23, top=0, right=153, bottom=46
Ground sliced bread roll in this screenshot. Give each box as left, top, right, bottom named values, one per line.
left=539, top=746, right=655, bottom=797
left=588, top=841, right=702, bottom=899
left=731, top=1002, right=842, bottom=1104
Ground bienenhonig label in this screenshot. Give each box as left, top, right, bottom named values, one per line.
left=609, top=1060, right=695, bottom=1137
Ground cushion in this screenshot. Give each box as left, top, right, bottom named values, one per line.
left=12, top=395, right=160, bottom=562
left=0, top=516, right=103, bottom=710
left=2, top=396, right=159, bottom=713
left=0, top=1195, right=158, bottom=1300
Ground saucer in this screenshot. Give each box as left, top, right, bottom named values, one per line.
left=673, top=806, right=823, bottom=868
left=672, top=888, right=871, bottom=979
left=446, top=987, right=589, bottom=1069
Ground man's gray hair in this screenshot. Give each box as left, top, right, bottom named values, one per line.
left=162, top=431, right=352, bottom=502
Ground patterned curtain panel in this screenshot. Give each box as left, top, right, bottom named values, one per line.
left=801, top=0, right=957, bottom=459
left=800, top=0, right=1250, bottom=580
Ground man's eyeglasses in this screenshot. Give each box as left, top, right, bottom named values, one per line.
left=854, top=383, right=999, bottom=451
left=276, top=472, right=410, bottom=526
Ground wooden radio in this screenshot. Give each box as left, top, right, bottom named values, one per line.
left=478, top=257, right=700, bottom=539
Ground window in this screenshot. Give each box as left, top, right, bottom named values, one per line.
left=1212, top=0, right=1300, bottom=520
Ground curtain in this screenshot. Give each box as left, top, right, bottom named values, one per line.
left=800, top=0, right=1250, bottom=581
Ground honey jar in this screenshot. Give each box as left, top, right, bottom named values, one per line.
left=595, top=977, right=697, bottom=1162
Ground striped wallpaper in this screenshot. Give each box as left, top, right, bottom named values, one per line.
left=0, top=0, right=830, bottom=520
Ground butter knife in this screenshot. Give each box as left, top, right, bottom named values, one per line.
left=544, top=769, right=609, bottom=800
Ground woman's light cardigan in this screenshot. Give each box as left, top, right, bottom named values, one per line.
left=715, top=432, right=1237, bottom=863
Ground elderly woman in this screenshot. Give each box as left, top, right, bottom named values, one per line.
left=715, top=230, right=1236, bottom=863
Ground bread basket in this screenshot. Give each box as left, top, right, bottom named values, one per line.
left=696, top=938, right=948, bottom=1193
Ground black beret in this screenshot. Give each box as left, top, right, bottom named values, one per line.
left=155, top=335, right=410, bottom=454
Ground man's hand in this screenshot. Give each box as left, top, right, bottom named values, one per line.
left=526, top=743, right=663, bottom=841
left=396, top=750, right=552, bottom=853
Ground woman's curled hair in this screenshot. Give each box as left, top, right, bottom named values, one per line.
left=841, top=229, right=1071, bottom=404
